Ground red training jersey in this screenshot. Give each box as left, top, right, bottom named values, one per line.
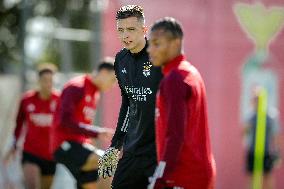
left=15, top=90, right=59, bottom=161
left=51, top=75, right=100, bottom=152
left=155, top=55, right=216, bottom=189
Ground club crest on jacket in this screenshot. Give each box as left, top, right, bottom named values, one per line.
left=143, top=62, right=152, bottom=77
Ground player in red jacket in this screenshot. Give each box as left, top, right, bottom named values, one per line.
left=147, top=17, right=216, bottom=189
left=52, top=58, right=116, bottom=189
left=5, top=63, right=59, bottom=189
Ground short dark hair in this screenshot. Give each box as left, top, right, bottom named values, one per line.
left=37, top=63, right=57, bottom=77
left=116, top=5, right=145, bottom=22
left=97, top=57, right=115, bottom=71
left=151, top=17, right=183, bottom=39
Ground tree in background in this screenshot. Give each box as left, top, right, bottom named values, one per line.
left=0, top=0, right=103, bottom=74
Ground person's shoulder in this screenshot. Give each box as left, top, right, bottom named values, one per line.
left=162, top=70, right=189, bottom=97
left=19, top=90, right=39, bottom=107
left=178, top=61, right=198, bottom=74
left=178, top=61, right=204, bottom=84
left=167, top=69, right=184, bottom=83
left=62, top=75, right=85, bottom=94
left=22, top=90, right=37, bottom=100
left=115, top=48, right=128, bottom=63
left=65, top=75, right=85, bottom=88
left=163, top=68, right=185, bottom=88
left=51, top=89, right=60, bottom=98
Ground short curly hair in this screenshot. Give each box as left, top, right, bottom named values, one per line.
left=116, top=5, right=145, bottom=23
left=151, top=17, right=183, bottom=39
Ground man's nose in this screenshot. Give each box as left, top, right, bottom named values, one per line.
left=122, top=31, right=129, bottom=39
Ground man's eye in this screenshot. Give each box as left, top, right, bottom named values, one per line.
left=154, top=43, right=159, bottom=47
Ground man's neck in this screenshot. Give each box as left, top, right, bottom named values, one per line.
left=39, top=91, right=51, bottom=100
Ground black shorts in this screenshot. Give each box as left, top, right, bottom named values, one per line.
left=111, top=153, right=157, bottom=189
left=246, top=152, right=277, bottom=174
left=53, top=141, right=98, bottom=185
left=22, top=151, right=56, bottom=175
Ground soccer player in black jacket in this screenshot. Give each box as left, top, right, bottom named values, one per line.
left=98, top=5, right=163, bottom=189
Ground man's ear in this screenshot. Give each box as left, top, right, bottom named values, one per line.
left=173, top=38, right=182, bottom=48
left=143, top=26, right=148, bottom=34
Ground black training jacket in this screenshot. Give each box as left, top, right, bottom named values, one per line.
left=111, top=43, right=163, bottom=157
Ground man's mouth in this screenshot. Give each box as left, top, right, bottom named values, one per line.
left=124, top=41, right=132, bottom=45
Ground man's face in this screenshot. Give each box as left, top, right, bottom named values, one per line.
left=39, top=72, right=53, bottom=93
left=147, top=30, right=175, bottom=67
left=117, top=17, right=146, bottom=52
left=99, top=69, right=116, bottom=92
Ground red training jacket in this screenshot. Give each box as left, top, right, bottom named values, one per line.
left=155, top=55, right=216, bottom=189
left=51, top=75, right=100, bottom=152
left=15, top=90, right=59, bottom=161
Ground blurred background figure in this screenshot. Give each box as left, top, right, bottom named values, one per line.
left=242, top=86, right=281, bottom=189
left=52, top=58, right=116, bottom=189
left=4, top=63, right=59, bottom=189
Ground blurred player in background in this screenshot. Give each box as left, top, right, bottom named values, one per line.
left=243, top=86, right=281, bottom=189
left=52, top=57, right=116, bottom=189
left=5, top=63, right=59, bottom=189
left=147, top=17, right=216, bottom=189
left=98, top=5, right=163, bottom=189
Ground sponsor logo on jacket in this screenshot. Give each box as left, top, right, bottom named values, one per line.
left=124, top=86, right=153, bottom=102
left=30, top=113, right=53, bottom=127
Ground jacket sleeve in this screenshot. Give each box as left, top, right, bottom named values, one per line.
left=161, top=72, right=189, bottom=178
left=58, top=86, right=98, bottom=137
left=14, top=97, right=26, bottom=145
left=110, top=58, right=129, bottom=150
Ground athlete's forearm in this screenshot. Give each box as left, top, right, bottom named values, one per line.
left=60, top=113, right=98, bottom=137
left=111, top=90, right=129, bottom=149
left=59, top=86, right=98, bottom=137
left=14, top=99, right=25, bottom=143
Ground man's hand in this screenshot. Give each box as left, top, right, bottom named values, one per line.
left=3, top=147, right=17, bottom=165
left=78, top=123, right=114, bottom=142
left=98, top=147, right=120, bottom=178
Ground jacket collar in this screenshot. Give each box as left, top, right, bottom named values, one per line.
left=162, top=54, right=186, bottom=75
